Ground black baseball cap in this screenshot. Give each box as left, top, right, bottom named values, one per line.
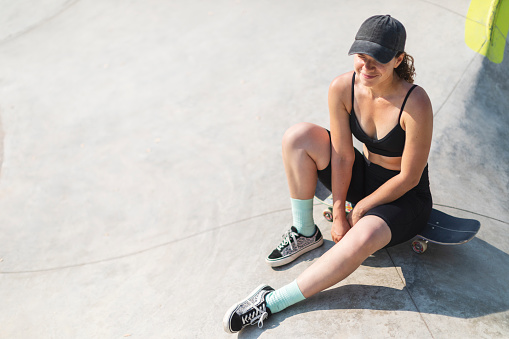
left=348, top=15, right=406, bottom=64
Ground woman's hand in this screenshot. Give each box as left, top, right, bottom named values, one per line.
left=331, top=216, right=351, bottom=243
left=347, top=202, right=367, bottom=227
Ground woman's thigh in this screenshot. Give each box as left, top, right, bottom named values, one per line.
left=367, top=191, right=431, bottom=248
left=297, top=215, right=391, bottom=298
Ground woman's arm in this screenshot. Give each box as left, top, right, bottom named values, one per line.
left=328, top=73, right=356, bottom=242
left=348, top=86, right=433, bottom=225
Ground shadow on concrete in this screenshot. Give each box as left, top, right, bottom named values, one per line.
left=240, top=284, right=416, bottom=339
left=430, top=43, right=509, bottom=217
left=388, top=236, right=509, bottom=319
left=240, top=234, right=509, bottom=338
left=466, top=53, right=509, bottom=173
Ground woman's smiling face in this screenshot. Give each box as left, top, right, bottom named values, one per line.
left=354, top=53, right=403, bottom=86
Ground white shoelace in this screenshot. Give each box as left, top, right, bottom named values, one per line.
left=247, top=301, right=269, bottom=328
left=276, top=229, right=299, bottom=252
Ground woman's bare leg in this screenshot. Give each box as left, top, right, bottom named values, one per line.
left=282, top=122, right=331, bottom=199
left=264, top=122, right=331, bottom=267
left=224, top=126, right=392, bottom=333
left=282, top=123, right=392, bottom=299
left=297, top=215, right=391, bottom=298
left=223, top=220, right=388, bottom=334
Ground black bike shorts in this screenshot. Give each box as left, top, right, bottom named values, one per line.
left=317, top=133, right=432, bottom=248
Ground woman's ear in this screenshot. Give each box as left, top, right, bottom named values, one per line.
left=394, top=53, right=405, bottom=68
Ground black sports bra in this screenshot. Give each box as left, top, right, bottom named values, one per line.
left=349, top=72, right=417, bottom=157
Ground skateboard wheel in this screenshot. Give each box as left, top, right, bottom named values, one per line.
left=411, top=240, right=428, bottom=254
left=323, top=209, right=333, bottom=222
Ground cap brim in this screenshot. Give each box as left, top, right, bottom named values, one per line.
left=348, top=39, right=398, bottom=64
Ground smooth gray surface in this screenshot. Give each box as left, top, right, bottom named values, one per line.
left=0, top=0, right=508, bottom=338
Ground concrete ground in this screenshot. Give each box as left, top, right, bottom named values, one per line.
left=0, top=0, right=508, bottom=338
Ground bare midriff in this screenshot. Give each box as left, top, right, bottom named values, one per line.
left=363, top=144, right=402, bottom=171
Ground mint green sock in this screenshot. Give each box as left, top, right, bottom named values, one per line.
left=291, top=198, right=315, bottom=236
left=266, top=280, right=306, bottom=314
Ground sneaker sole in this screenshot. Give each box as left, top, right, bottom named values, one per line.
left=265, top=235, right=324, bottom=267
left=223, top=284, right=270, bottom=334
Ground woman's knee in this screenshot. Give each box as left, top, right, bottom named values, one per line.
left=282, top=122, right=316, bottom=149
left=282, top=123, right=331, bottom=170
left=282, top=122, right=330, bottom=155
left=349, top=216, right=392, bottom=253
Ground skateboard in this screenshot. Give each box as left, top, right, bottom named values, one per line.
left=314, top=180, right=353, bottom=221
left=411, top=209, right=481, bottom=253
left=314, top=181, right=481, bottom=253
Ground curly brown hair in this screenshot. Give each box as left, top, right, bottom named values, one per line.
left=395, top=52, right=416, bottom=83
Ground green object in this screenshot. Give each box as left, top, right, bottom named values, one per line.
left=465, top=0, right=509, bottom=63
left=265, top=280, right=305, bottom=314
left=291, top=198, right=315, bottom=237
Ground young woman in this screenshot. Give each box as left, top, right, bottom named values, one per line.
left=224, top=15, right=433, bottom=334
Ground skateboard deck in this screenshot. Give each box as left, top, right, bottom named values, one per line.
left=314, top=180, right=481, bottom=253
left=412, top=209, right=481, bottom=253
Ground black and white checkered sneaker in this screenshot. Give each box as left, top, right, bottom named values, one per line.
left=265, top=226, right=323, bottom=267
left=223, top=284, right=274, bottom=334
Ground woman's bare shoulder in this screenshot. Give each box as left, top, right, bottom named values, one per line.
left=329, top=71, right=355, bottom=92
left=404, top=85, right=433, bottom=123
left=329, top=71, right=355, bottom=109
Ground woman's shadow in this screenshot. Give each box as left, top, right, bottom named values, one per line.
left=239, top=233, right=509, bottom=338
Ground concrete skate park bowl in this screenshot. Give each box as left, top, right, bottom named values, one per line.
left=0, top=0, right=508, bottom=338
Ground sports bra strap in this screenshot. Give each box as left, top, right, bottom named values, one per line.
left=351, top=72, right=418, bottom=120
left=351, top=72, right=356, bottom=109
left=399, top=85, right=418, bottom=119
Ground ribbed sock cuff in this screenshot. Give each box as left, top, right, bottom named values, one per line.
left=291, top=198, right=315, bottom=236
left=266, top=280, right=306, bottom=314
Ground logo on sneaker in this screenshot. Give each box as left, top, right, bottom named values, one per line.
left=223, top=284, right=274, bottom=333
